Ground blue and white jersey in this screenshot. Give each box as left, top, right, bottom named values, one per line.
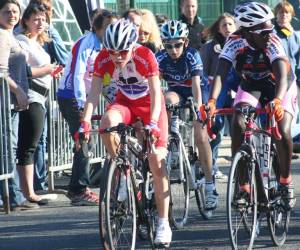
left=155, top=47, right=203, bottom=89
left=57, top=32, right=102, bottom=108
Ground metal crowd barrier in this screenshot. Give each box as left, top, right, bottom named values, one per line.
left=47, top=78, right=106, bottom=192
left=0, top=70, right=14, bottom=213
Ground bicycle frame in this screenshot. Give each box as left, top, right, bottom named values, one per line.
left=166, top=101, right=201, bottom=190
left=99, top=123, right=157, bottom=248
left=210, top=106, right=281, bottom=203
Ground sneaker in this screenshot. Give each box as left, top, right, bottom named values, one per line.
left=154, top=223, right=172, bottom=248
left=71, top=188, right=99, bottom=206
left=205, top=190, right=219, bottom=210
left=278, top=183, right=296, bottom=209
left=214, top=170, right=228, bottom=182
left=12, top=200, right=40, bottom=211
left=117, top=174, right=128, bottom=202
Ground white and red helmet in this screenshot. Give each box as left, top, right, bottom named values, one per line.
left=234, top=2, right=274, bottom=28
left=103, top=18, right=138, bottom=51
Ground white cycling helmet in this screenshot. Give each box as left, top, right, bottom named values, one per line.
left=103, top=18, right=138, bottom=51
left=160, top=20, right=189, bottom=40
left=234, top=2, right=274, bottom=28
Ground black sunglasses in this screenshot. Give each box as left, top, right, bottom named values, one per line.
left=164, top=42, right=184, bottom=50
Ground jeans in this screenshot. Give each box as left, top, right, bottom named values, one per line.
left=0, top=110, right=26, bottom=206
left=34, top=112, right=48, bottom=191
left=210, top=69, right=240, bottom=173
left=57, top=97, right=91, bottom=194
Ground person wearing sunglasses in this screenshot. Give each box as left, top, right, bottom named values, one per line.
left=78, top=18, right=172, bottom=247
left=156, top=20, right=218, bottom=211
left=206, top=2, right=297, bottom=209
left=137, top=9, right=162, bottom=53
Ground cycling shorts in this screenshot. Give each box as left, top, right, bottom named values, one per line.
left=106, top=92, right=168, bottom=148
left=233, top=81, right=297, bottom=117
left=168, top=84, right=210, bottom=104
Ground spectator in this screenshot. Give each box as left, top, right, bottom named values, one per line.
left=201, top=13, right=238, bottom=182
left=179, top=0, right=205, bottom=50
left=16, top=3, right=57, bottom=205
left=155, top=13, right=168, bottom=28
left=0, top=0, right=38, bottom=211
left=35, top=0, right=68, bottom=66
left=27, top=0, right=68, bottom=193
left=57, top=9, right=117, bottom=206
left=138, top=9, right=162, bottom=53
left=123, top=8, right=142, bottom=30
left=274, top=1, right=300, bottom=152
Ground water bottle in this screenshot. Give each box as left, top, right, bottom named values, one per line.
left=171, top=115, right=179, bottom=134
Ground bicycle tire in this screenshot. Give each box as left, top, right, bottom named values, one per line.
left=195, top=177, right=213, bottom=220
left=99, top=159, right=137, bottom=250
left=167, top=136, right=190, bottom=229
left=143, top=159, right=157, bottom=249
left=227, top=147, right=258, bottom=250
left=267, top=145, right=291, bottom=246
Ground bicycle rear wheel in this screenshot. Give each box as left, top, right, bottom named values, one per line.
left=227, top=148, right=257, bottom=250
left=99, top=159, right=137, bottom=250
left=267, top=146, right=291, bottom=246
left=195, top=174, right=213, bottom=220
left=167, top=136, right=190, bottom=229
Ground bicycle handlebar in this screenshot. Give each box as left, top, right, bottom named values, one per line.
left=205, top=107, right=282, bottom=140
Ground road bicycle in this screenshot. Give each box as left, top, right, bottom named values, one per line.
left=166, top=99, right=213, bottom=229
left=97, top=123, right=158, bottom=250
left=207, top=106, right=291, bottom=250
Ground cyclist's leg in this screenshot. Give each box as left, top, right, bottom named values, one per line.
left=165, top=89, right=181, bottom=124
left=276, top=82, right=297, bottom=207
left=194, top=121, right=218, bottom=209
left=136, top=95, right=171, bottom=245
left=194, top=121, right=213, bottom=182
left=231, top=87, right=260, bottom=193
left=165, top=91, right=180, bottom=105
left=100, top=101, right=132, bottom=158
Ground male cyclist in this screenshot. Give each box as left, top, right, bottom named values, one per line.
left=156, top=20, right=218, bottom=210
left=79, top=19, right=172, bottom=247
left=206, top=2, right=297, bottom=208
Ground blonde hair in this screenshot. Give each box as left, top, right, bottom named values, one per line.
left=274, top=1, right=295, bottom=17
left=140, top=9, right=162, bottom=49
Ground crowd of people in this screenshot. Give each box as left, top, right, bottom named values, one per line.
left=0, top=0, right=299, bottom=247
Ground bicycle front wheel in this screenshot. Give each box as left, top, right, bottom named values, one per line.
left=167, top=136, right=190, bottom=229
left=227, top=148, right=257, bottom=250
left=99, top=159, right=137, bottom=250
left=267, top=146, right=290, bottom=246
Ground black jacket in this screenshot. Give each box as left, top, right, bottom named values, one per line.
left=179, top=14, right=205, bottom=50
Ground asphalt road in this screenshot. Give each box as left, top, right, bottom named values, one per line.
left=1, top=160, right=300, bottom=250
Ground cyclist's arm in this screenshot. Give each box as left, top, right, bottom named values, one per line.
left=210, top=58, right=232, bottom=100
left=191, top=75, right=202, bottom=109
left=272, top=58, right=288, bottom=100
left=82, top=75, right=103, bottom=122
left=148, top=75, right=161, bottom=122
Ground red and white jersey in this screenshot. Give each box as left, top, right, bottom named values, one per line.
left=94, top=45, right=159, bottom=100
left=220, top=33, right=293, bottom=83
